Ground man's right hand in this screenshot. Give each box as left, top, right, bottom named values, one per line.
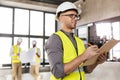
left=14, top=53, right=20, bottom=56
left=84, top=45, right=99, bottom=60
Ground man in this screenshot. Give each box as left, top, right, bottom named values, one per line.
left=45, top=1, right=107, bottom=80
left=30, top=40, right=41, bottom=80
left=10, top=38, right=22, bottom=80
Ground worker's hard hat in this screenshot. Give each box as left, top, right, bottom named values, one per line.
left=56, top=1, right=82, bottom=20
left=17, top=38, right=22, bottom=43
left=32, top=40, right=37, bottom=45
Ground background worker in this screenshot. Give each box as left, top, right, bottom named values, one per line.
left=30, top=40, right=41, bottom=80
left=45, top=1, right=107, bottom=80
left=10, top=38, right=22, bottom=80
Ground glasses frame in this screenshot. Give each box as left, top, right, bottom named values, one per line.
left=61, top=14, right=80, bottom=20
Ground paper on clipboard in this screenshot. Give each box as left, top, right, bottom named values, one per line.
left=83, top=39, right=120, bottom=66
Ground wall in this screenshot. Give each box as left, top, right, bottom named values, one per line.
left=78, top=0, right=120, bottom=25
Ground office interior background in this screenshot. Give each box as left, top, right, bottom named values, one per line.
left=0, top=0, right=120, bottom=80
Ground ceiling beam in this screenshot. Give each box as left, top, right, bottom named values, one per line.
left=0, top=0, right=57, bottom=12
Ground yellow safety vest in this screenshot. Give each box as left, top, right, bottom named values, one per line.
left=30, top=48, right=40, bottom=63
left=51, top=31, right=86, bottom=80
left=12, top=45, right=22, bottom=63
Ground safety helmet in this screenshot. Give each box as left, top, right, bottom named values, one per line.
left=56, top=1, right=82, bottom=20
left=17, top=38, right=22, bottom=43
left=32, top=40, right=37, bottom=45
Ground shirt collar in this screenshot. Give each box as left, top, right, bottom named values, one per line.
left=61, top=29, right=74, bottom=37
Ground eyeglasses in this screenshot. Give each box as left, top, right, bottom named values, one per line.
left=61, top=14, right=80, bottom=20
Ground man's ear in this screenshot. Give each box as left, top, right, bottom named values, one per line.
left=59, top=16, right=64, bottom=23
left=58, top=16, right=61, bottom=21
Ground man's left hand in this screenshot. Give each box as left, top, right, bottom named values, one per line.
left=96, top=53, right=107, bottom=64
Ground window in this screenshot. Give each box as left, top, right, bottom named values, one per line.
left=96, top=23, right=111, bottom=39
left=0, top=7, right=13, bottom=34
left=112, top=22, right=120, bottom=40
left=45, top=13, right=55, bottom=36
left=0, top=6, right=56, bottom=67
left=45, top=39, right=49, bottom=62
left=0, top=37, right=12, bottom=66
left=77, top=27, right=88, bottom=46
left=30, top=11, right=43, bottom=35
left=14, top=8, right=29, bottom=35
left=110, top=22, right=120, bottom=59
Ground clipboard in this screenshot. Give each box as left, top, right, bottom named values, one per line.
left=83, top=39, right=120, bottom=66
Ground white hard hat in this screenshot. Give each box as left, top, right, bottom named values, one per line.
left=17, top=38, right=22, bottom=43
left=32, top=40, right=37, bottom=45
left=56, top=1, right=82, bottom=20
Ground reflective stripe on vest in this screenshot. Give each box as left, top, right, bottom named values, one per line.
left=51, top=31, right=86, bottom=80
left=12, top=45, right=22, bottom=63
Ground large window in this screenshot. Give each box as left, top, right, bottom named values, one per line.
left=0, top=6, right=56, bottom=68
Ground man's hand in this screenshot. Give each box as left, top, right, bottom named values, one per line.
left=36, top=53, right=40, bottom=57
left=86, top=53, right=107, bottom=73
left=84, top=45, right=99, bottom=60
left=96, top=53, right=107, bottom=64
left=17, top=53, right=20, bottom=56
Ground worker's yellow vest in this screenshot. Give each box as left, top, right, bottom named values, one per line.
left=51, top=31, right=86, bottom=80
left=30, top=48, right=40, bottom=63
left=12, top=45, right=22, bottom=63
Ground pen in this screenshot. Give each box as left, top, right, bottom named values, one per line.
left=88, top=43, right=92, bottom=46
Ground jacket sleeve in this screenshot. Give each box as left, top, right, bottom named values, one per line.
left=44, top=34, right=66, bottom=78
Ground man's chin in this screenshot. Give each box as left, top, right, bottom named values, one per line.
left=71, top=27, right=76, bottom=30
left=72, top=26, right=76, bottom=29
